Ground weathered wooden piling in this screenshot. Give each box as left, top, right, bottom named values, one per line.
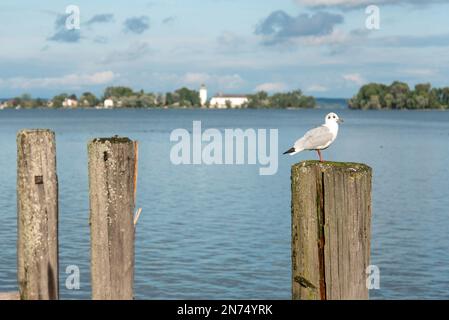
left=291, top=161, right=372, bottom=300
left=17, top=129, right=59, bottom=300
left=88, top=137, right=137, bottom=300
left=0, top=292, right=20, bottom=300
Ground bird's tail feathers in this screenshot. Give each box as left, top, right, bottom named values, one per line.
left=283, top=147, right=303, bottom=156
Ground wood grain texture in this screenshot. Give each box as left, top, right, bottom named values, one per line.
left=0, top=292, right=20, bottom=300
left=291, top=161, right=372, bottom=300
left=17, top=129, right=59, bottom=300
left=291, top=162, right=320, bottom=300
left=88, top=137, right=136, bottom=300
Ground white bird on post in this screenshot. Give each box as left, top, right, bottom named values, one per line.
left=283, top=112, right=343, bottom=162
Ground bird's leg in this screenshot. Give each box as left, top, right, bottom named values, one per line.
left=317, top=150, right=324, bottom=162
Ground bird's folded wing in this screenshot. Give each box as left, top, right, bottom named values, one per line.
left=294, top=125, right=333, bottom=150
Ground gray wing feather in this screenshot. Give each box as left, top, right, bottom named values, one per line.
left=294, top=125, right=333, bottom=150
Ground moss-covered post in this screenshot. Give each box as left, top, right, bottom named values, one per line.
left=291, top=161, right=372, bottom=300
left=17, top=129, right=59, bottom=300
left=88, top=137, right=137, bottom=300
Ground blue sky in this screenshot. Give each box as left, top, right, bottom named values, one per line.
left=1, top=0, right=449, bottom=98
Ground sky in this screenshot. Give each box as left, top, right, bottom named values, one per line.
left=1, top=0, right=449, bottom=98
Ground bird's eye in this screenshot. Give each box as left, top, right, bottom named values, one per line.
left=328, top=116, right=330, bottom=119
left=333, top=116, right=336, bottom=119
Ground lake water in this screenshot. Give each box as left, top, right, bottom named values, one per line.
left=0, top=108, right=448, bottom=300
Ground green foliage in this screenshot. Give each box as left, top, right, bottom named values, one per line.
left=11, top=86, right=315, bottom=109
left=7, top=94, right=49, bottom=108
left=247, top=91, right=269, bottom=108
left=80, top=92, right=98, bottom=107
left=225, top=100, right=233, bottom=108
left=175, top=87, right=201, bottom=107
left=13, top=93, right=35, bottom=109
left=349, top=82, right=449, bottom=110
left=247, top=90, right=316, bottom=109
left=166, top=92, right=174, bottom=106
left=101, top=86, right=158, bottom=108
left=159, top=87, right=202, bottom=107
left=137, top=93, right=157, bottom=108
left=34, top=98, right=47, bottom=108
left=103, top=86, right=134, bottom=99
left=52, top=93, right=68, bottom=108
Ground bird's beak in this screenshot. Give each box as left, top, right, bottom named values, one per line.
left=337, top=119, right=344, bottom=124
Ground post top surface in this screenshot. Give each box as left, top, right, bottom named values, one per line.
left=90, top=136, right=133, bottom=144
left=17, top=129, right=55, bottom=136
left=293, top=160, right=372, bottom=174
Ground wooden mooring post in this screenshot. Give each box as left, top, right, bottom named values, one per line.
left=291, top=161, right=372, bottom=300
left=0, top=292, right=20, bottom=300
left=88, top=137, right=137, bottom=300
left=17, top=129, right=59, bottom=300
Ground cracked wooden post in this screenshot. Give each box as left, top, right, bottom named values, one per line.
left=0, top=292, right=20, bottom=300
left=88, top=137, right=136, bottom=300
left=291, top=161, right=372, bottom=300
left=17, top=129, right=59, bottom=300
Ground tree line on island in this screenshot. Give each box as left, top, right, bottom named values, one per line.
left=246, top=90, right=315, bottom=109
left=1, top=86, right=316, bottom=109
left=5, top=82, right=448, bottom=110
left=349, top=82, right=449, bottom=110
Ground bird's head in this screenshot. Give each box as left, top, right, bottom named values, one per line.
left=325, top=112, right=343, bottom=125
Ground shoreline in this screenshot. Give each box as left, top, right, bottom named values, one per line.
left=1, top=106, right=448, bottom=111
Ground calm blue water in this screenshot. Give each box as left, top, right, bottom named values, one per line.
left=0, top=108, right=448, bottom=300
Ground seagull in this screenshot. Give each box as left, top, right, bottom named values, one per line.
left=283, top=112, right=343, bottom=162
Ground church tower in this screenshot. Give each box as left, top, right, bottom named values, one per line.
left=199, top=84, right=207, bottom=106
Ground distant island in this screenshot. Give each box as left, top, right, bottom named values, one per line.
left=4, top=82, right=449, bottom=111
left=0, top=85, right=316, bottom=110
left=349, top=82, right=449, bottom=110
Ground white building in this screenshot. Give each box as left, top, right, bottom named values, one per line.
left=199, top=84, right=208, bottom=106
left=62, top=98, right=78, bottom=108
left=209, top=94, right=249, bottom=109
left=104, top=98, right=114, bottom=109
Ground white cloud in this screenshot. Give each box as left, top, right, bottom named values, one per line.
left=306, top=84, right=328, bottom=92
left=182, top=72, right=211, bottom=85
left=300, top=29, right=348, bottom=46
left=0, top=71, right=117, bottom=89
left=180, top=72, right=245, bottom=90
left=296, top=0, right=446, bottom=8
left=217, top=31, right=242, bottom=48
left=102, top=41, right=152, bottom=64
left=298, top=0, right=371, bottom=6
left=402, top=68, right=437, bottom=76
left=256, top=10, right=344, bottom=46
left=342, top=73, right=365, bottom=85
left=218, top=74, right=245, bottom=90
left=255, top=82, right=287, bottom=92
